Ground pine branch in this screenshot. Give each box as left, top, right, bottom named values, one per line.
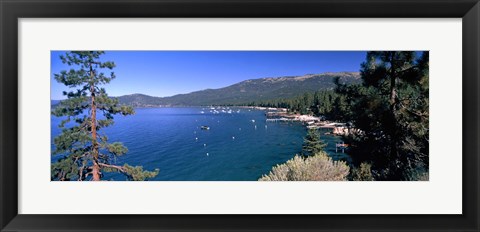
left=98, top=163, right=126, bottom=173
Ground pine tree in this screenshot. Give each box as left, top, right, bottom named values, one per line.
left=336, top=51, right=429, bottom=180
left=51, top=51, right=159, bottom=181
left=302, top=128, right=327, bottom=157
left=312, top=91, right=321, bottom=115
left=396, top=52, right=429, bottom=178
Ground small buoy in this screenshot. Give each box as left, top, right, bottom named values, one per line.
left=254, top=125, right=257, bottom=130
left=204, top=143, right=207, bottom=147
left=206, top=153, right=209, bottom=156
left=232, top=136, right=235, bottom=140
left=265, top=125, right=268, bottom=129
left=195, top=137, right=198, bottom=141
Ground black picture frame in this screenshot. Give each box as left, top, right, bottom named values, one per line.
left=1, top=0, right=479, bottom=231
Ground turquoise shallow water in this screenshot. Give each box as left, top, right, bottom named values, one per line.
left=51, top=107, right=346, bottom=181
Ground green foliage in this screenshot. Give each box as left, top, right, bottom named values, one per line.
left=51, top=51, right=158, bottom=181
left=415, top=172, right=429, bottom=181
left=259, top=152, right=349, bottom=181
left=106, top=142, right=128, bottom=156
left=335, top=52, right=429, bottom=180
left=101, top=164, right=160, bottom=181
left=350, top=162, right=374, bottom=181
left=403, top=169, right=429, bottom=181
left=122, top=164, right=160, bottom=181
left=302, top=128, right=327, bottom=157
left=51, top=156, right=79, bottom=181
left=251, top=89, right=348, bottom=120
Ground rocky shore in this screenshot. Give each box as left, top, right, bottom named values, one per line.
left=264, top=110, right=361, bottom=136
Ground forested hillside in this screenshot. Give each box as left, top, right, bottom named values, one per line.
left=115, top=72, right=360, bottom=107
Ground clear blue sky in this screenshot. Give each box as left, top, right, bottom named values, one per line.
left=51, top=51, right=367, bottom=100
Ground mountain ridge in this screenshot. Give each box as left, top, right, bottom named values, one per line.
left=53, top=72, right=361, bottom=107
left=116, top=72, right=361, bottom=107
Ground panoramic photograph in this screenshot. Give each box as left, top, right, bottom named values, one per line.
left=50, top=51, right=429, bottom=181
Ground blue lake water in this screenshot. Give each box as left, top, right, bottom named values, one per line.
left=51, top=107, right=347, bottom=181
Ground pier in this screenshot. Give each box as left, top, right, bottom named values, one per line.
left=335, top=143, right=348, bottom=153
left=266, top=118, right=290, bottom=122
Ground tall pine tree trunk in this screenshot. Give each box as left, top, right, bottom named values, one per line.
left=389, top=53, right=399, bottom=175
left=90, top=64, right=100, bottom=181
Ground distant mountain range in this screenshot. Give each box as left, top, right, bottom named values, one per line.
left=53, top=72, right=361, bottom=107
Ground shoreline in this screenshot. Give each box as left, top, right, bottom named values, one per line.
left=129, top=105, right=356, bottom=136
